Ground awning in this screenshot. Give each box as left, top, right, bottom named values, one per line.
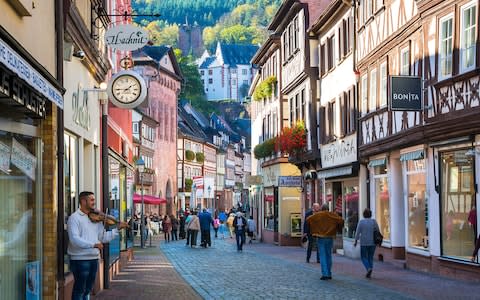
left=368, top=158, right=386, bottom=168
left=133, top=194, right=167, bottom=205
left=400, top=150, right=424, bottom=161
left=318, top=166, right=353, bottom=179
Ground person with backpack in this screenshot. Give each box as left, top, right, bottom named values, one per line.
left=213, top=215, right=220, bottom=238
left=354, top=208, right=381, bottom=278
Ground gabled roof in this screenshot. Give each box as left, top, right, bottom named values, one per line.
left=177, top=105, right=208, bottom=142
left=199, top=56, right=216, bottom=69
left=182, top=101, right=210, bottom=129
left=219, top=43, right=259, bottom=67
left=132, top=45, right=183, bottom=81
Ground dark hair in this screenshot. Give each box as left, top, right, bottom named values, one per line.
left=79, top=191, right=94, bottom=202
left=363, top=208, right=372, bottom=218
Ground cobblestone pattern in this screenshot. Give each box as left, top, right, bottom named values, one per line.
left=94, top=239, right=201, bottom=300
left=161, top=237, right=413, bottom=300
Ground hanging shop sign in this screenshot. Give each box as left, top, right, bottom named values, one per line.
left=0, top=37, right=63, bottom=109
left=390, top=76, right=422, bottom=111
left=105, top=24, right=149, bottom=51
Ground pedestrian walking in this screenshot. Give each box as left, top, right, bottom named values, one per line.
left=247, top=215, right=256, bottom=244
left=187, top=211, right=200, bottom=247
left=306, top=204, right=344, bottom=280
left=227, top=213, right=235, bottom=238
left=303, top=203, right=320, bottom=263
left=199, top=208, right=213, bottom=247
left=185, top=213, right=193, bottom=246
left=67, top=191, right=128, bottom=300
left=233, top=212, right=247, bottom=252
left=354, top=208, right=381, bottom=278
left=213, top=215, right=220, bottom=238
left=171, top=215, right=179, bottom=241
left=179, top=214, right=186, bottom=239
left=163, top=215, right=172, bottom=242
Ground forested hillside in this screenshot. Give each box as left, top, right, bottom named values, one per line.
left=133, top=0, right=280, bottom=27
left=133, top=0, right=281, bottom=51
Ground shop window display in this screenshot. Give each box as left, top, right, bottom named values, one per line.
left=405, top=159, right=428, bottom=250
left=374, top=165, right=390, bottom=241
left=441, top=150, right=476, bottom=261
left=0, top=132, right=41, bottom=300
left=63, top=133, right=78, bottom=273
left=343, top=183, right=359, bottom=239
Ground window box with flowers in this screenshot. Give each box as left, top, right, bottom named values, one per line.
left=195, top=152, right=205, bottom=163
left=185, top=150, right=195, bottom=161
left=275, top=121, right=307, bottom=159
left=254, top=138, right=276, bottom=159
left=184, top=178, right=193, bottom=192
left=253, top=76, right=277, bottom=101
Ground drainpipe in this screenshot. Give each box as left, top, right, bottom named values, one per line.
left=55, top=0, right=65, bottom=285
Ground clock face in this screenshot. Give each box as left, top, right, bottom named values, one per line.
left=112, top=75, right=141, bottom=104
left=107, top=70, right=147, bottom=109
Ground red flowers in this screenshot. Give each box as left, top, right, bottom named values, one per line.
left=275, top=121, right=307, bottom=156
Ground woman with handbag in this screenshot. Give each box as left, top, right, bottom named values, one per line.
left=354, top=208, right=381, bottom=279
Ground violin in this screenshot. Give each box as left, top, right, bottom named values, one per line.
left=88, top=210, right=129, bottom=228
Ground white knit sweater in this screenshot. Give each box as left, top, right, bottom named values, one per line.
left=67, top=209, right=119, bottom=260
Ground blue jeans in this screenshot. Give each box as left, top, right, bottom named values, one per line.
left=235, top=229, right=246, bottom=250
left=317, top=237, right=333, bottom=277
left=360, top=245, right=376, bottom=271
left=307, top=235, right=319, bottom=262
left=70, top=259, right=99, bottom=300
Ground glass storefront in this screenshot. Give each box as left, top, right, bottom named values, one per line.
left=64, top=132, right=78, bottom=273
left=404, top=158, right=428, bottom=250
left=109, top=158, right=121, bottom=265
left=264, top=191, right=275, bottom=230
left=440, top=149, right=476, bottom=261
left=374, top=165, right=390, bottom=241
left=0, top=131, right=41, bottom=300
left=343, top=181, right=359, bottom=239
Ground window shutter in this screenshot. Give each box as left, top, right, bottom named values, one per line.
left=319, top=106, right=326, bottom=144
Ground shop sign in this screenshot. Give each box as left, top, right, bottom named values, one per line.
left=105, top=24, right=149, bottom=51
left=0, top=140, right=10, bottom=174
left=390, top=76, right=422, bottom=111
left=0, top=65, right=46, bottom=118
left=278, top=176, right=302, bottom=187
left=0, top=37, right=63, bottom=108
left=72, top=84, right=91, bottom=130
left=11, top=138, right=36, bottom=180
left=320, top=134, right=357, bottom=168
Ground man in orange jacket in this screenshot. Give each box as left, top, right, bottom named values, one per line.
left=306, top=203, right=344, bottom=280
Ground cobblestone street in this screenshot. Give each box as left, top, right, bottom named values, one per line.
left=95, top=234, right=480, bottom=300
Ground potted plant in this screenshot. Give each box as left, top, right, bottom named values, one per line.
left=195, top=152, right=205, bottom=163
left=185, top=150, right=195, bottom=161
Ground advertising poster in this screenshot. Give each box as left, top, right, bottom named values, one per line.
left=11, top=138, right=37, bottom=181
left=0, top=140, right=10, bottom=174
left=26, top=261, right=40, bottom=300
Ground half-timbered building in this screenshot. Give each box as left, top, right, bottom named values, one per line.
left=356, top=0, right=424, bottom=262
left=356, top=0, right=480, bottom=280
left=418, top=0, right=479, bottom=279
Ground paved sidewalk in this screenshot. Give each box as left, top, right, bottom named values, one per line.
left=93, top=234, right=480, bottom=300
left=93, top=236, right=200, bottom=300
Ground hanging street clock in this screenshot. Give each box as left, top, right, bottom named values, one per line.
left=107, top=70, right=147, bottom=109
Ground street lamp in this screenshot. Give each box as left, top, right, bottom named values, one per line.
left=136, top=157, right=145, bottom=248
